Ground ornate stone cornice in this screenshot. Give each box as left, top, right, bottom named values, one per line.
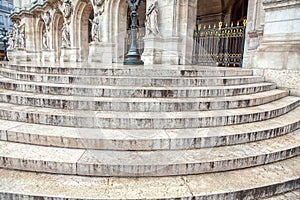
left=263, top=0, right=300, bottom=10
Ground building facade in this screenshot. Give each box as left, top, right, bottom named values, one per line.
left=0, top=0, right=13, bottom=32
left=8, top=0, right=300, bottom=95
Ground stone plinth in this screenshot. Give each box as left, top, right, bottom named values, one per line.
left=60, top=47, right=79, bottom=62
left=7, top=49, right=29, bottom=62
left=42, top=50, right=56, bottom=62
left=88, top=42, right=114, bottom=64
left=141, top=36, right=162, bottom=65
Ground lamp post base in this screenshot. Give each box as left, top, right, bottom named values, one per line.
left=124, top=56, right=144, bottom=65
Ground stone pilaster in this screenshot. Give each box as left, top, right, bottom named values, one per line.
left=253, top=0, right=300, bottom=95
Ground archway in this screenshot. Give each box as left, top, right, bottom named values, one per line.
left=108, top=0, right=146, bottom=63
left=36, top=19, right=46, bottom=52
left=125, top=0, right=146, bottom=57
left=53, top=12, right=64, bottom=61
left=196, top=0, right=224, bottom=26
left=192, top=0, right=249, bottom=66
left=74, top=1, right=94, bottom=61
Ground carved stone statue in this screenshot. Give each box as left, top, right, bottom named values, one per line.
left=18, top=28, right=26, bottom=48
left=42, top=30, right=48, bottom=49
left=62, top=22, right=71, bottom=47
left=63, top=0, right=73, bottom=19
left=12, top=23, right=20, bottom=48
left=89, top=8, right=104, bottom=42
left=7, top=30, right=14, bottom=50
left=44, top=11, right=51, bottom=28
left=145, top=0, right=160, bottom=36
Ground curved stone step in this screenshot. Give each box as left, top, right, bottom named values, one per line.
left=3, top=62, right=253, bottom=76
left=1, top=106, right=299, bottom=150
left=0, top=156, right=299, bottom=199
left=0, top=88, right=288, bottom=111
left=262, top=189, right=300, bottom=200
left=0, top=76, right=277, bottom=97
left=0, top=130, right=299, bottom=177
left=0, top=67, right=263, bottom=86
left=0, top=96, right=298, bottom=128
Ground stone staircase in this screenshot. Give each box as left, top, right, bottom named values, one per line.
left=0, top=62, right=299, bottom=199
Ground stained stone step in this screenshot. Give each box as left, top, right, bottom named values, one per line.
left=1, top=106, right=299, bottom=150
left=0, top=130, right=300, bottom=177
left=262, top=189, right=300, bottom=200
left=0, top=156, right=299, bottom=199
left=0, top=88, right=288, bottom=111
left=3, top=62, right=253, bottom=76
left=0, top=67, right=263, bottom=86
left=0, top=96, right=298, bottom=129
left=0, top=76, right=277, bottom=97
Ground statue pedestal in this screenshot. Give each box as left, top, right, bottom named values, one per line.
left=60, top=47, right=79, bottom=62
left=88, top=42, right=114, bottom=64
left=141, top=36, right=162, bottom=65
left=42, top=49, right=56, bottom=62
left=8, top=48, right=29, bottom=62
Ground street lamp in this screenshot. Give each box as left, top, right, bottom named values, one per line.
left=124, top=0, right=144, bottom=65
left=1, top=28, right=8, bottom=61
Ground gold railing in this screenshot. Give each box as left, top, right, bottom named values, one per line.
left=192, top=19, right=247, bottom=67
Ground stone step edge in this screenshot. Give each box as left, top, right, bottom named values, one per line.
left=0, top=88, right=289, bottom=111
left=0, top=77, right=277, bottom=98
left=0, top=70, right=264, bottom=86
left=1, top=105, right=299, bottom=150
left=262, top=188, right=300, bottom=200
left=0, top=76, right=273, bottom=90
left=0, top=67, right=262, bottom=80
left=3, top=63, right=254, bottom=76
left=0, top=96, right=298, bottom=129
left=0, top=156, right=299, bottom=199
left=0, top=130, right=299, bottom=177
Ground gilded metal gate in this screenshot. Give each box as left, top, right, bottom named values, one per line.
left=192, top=20, right=247, bottom=67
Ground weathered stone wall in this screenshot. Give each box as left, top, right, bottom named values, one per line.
left=243, top=0, right=300, bottom=96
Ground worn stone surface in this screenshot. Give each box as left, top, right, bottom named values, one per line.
left=0, top=130, right=299, bottom=177
left=1, top=105, right=299, bottom=150
left=0, top=61, right=299, bottom=198
left=0, top=156, right=299, bottom=199
left=0, top=88, right=288, bottom=111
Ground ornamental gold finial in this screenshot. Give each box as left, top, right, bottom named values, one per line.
left=198, top=24, right=201, bottom=31
left=218, top=21, right=222, bottom=30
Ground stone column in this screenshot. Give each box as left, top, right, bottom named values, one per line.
left=178, top=0, right=197, bottom=65
left=243, top=0, right=265, bottom=68
left=253, top=0, right=300, bottom=95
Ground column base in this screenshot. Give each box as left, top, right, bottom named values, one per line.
left=141, top=36, right=162, bottom=65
